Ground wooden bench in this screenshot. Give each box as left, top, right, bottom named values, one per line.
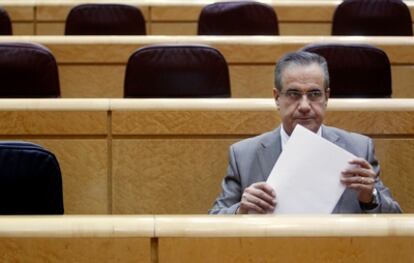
left=0, top=215, right=413, bottom=263
left=0, top=99, right=413, bottom=214
left=0, top=36, right=414, bottom=98
left=2, top=0, right=414, bottom=35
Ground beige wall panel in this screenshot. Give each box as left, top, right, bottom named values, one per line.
left=230, top=65, right=274, bottom=98
left=0, top=237, right=150, bottom=263
left=12, top=22, right=34, bottom=35
left=112, top=111, right=279, bottom=135
left=49, top=44, right=137, bottom=64
left=36, top=22, right=65, bottom=35
left=151, top=22, right=197, bottom=35
left=279, top=23, right=331, bottom=35
left=276, top=5, right=335, bottom=22
left=112, top=139, right=237, bottom=214
left=36, top=5, right=149, bottom=21
left=374, top=139, right=414, bottom=213
left=0, top=111, right=107, bottom=135
left=159, top=237, right=414, bottom=263
left=3, top=6, right=34, bottom=21
left=392, top=66, right=414, bottom=98
left=28, top=139, right=109, bottom=214
left=218, top=45, right=302, bottom=64
left=150, top=6, right=202, bottom=21
left=54, top=64, right=414, bottom=99
left=36, top=22, right=150, bottom=35
left=36, top=5, right=71, bottom=21
left=60, top=65, right=124, bottom=98
left=325, top=111, right=414, bottom=135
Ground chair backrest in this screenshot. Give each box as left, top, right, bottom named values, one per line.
left=124, top=44, right=231, bottom=98
left=302, top=43, right=392, bottom=98
left=332, top=0, right=413, bottom=36
left=0, top=142, right=64, bottom=215
left=65, top=4, right=146, bottom=35
left=0, top=7, right=12, bottom=35
left=0, top=42, right=60, bottom=98
left=198, top=1, right=278, bottom=35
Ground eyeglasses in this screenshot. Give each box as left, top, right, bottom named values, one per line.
left=280, top=89, right=325, bottom=102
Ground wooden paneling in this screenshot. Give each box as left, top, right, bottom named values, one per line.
left=112, top=139, right=235, bottom=214
left=0, top=99, right=413, bottom=213
left=0, top=238, right=150, bottom=263
left=1, top=36, right=413, bottom=98
left=1, top=1, right=413, bottom=35
left=0, top=111, right=106, bottom=135
left=158, top=237, right=414, bottom=263
left=0, top=216, right=153, bottom=263
left=32, top=139, right=109, bottom=214
left=0, top=215, right=413, bottom=263
left=375, top=139, right=414, bottom=213
left=35, top=4, right=150, bottom=21
left=59, top=65, right=125, bottom=98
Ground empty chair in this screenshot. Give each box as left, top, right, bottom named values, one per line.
left=0, top=42, right=60, bottom=98
left=0, top=142, right=64, bottom=214
left=302, top=43, right=392, bottom=98
left=124, top=44, right=231, bottom=98
left=0, top=7, right=12, bottom=35
left=65, top=4, right=146, bottom=35
left=332, top=0, right=413, bottom=36
left=198, top=1, right=278, bottom=35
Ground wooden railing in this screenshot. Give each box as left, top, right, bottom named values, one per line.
left=0, top=98, right=413, bottom=214
left=1, top=36, right=414, bottom=98
left=0, top=215, right=413, bottom=263
left=2, top=0, right=414, bottom=35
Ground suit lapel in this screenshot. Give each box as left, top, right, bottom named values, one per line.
left=321, top=125, right=343, bottom=147
left=257, top=128, right=282, bottom=181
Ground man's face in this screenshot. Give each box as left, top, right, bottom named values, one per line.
left=273, top=63, right=329, bottom=135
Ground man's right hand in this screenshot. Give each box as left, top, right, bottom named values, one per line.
left=237, top=182, right=276, bottom=214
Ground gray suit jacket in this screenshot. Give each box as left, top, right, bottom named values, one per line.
left=209, top=125, right=402, bottom=214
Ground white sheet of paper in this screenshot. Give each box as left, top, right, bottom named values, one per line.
left=266, top=124, right=356, bottom=214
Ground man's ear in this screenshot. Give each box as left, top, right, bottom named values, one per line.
left=273, top=88, right=280, bottom=100
left=324, top=88, right=330, bottom=106
left=273, top=88, right=280, bottom=108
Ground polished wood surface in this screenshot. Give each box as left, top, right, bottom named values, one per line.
left=0, top=216, right=153, bottom=263
left=0, top=99, right=413, bottom=214
left=1, top=0, right=413, bottom=35
left=0, top=215, right=413, bottom=263
left=0, top=36, right=413, bottom=98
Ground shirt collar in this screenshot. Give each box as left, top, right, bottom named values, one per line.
left=280, top=125, right=322, bottom=150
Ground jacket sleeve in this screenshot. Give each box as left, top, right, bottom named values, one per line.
left=209, top=145, right=243, bottom=214
left=362, top=138, right=402, bottom=213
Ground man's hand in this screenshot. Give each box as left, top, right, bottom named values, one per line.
left=340, top=158, right=377, bottom=203
left=237, top=182, right=276, bottom=214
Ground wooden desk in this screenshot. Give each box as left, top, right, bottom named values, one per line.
left=0, top=35, right=414, bottom=98
left=0, top=215, right=413, bottom=263
left=0, top=215, right=153, bottom=263
left=0, top=99, right=413, bottom=214
left=1, top=0, right=414, bottom=35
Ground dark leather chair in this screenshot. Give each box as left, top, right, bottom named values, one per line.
left=332, top=0, right=413, bottom=36
left=124, top=44, right=231, bottom=98
left=65, top=4, right=146, bottom=35
left=198, top=1, right=278, bottom=35
left=0, top=42, right=60, bottom=98
left=302, top=43, right=392, bottom=98
left=0, top=142, right=64, bottom=214
left=0, top=7, right=12, bottom=35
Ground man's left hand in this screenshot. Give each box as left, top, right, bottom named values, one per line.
left=340, top=158, right=376, bottom=203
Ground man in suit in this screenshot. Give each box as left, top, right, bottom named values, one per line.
left=210, top=51, right=401, bottom=214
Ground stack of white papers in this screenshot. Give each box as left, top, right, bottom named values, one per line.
left=266, top=124, right=356, bottom=214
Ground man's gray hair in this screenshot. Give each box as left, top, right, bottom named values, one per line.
left=274, top=51, right=330, bottom=91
